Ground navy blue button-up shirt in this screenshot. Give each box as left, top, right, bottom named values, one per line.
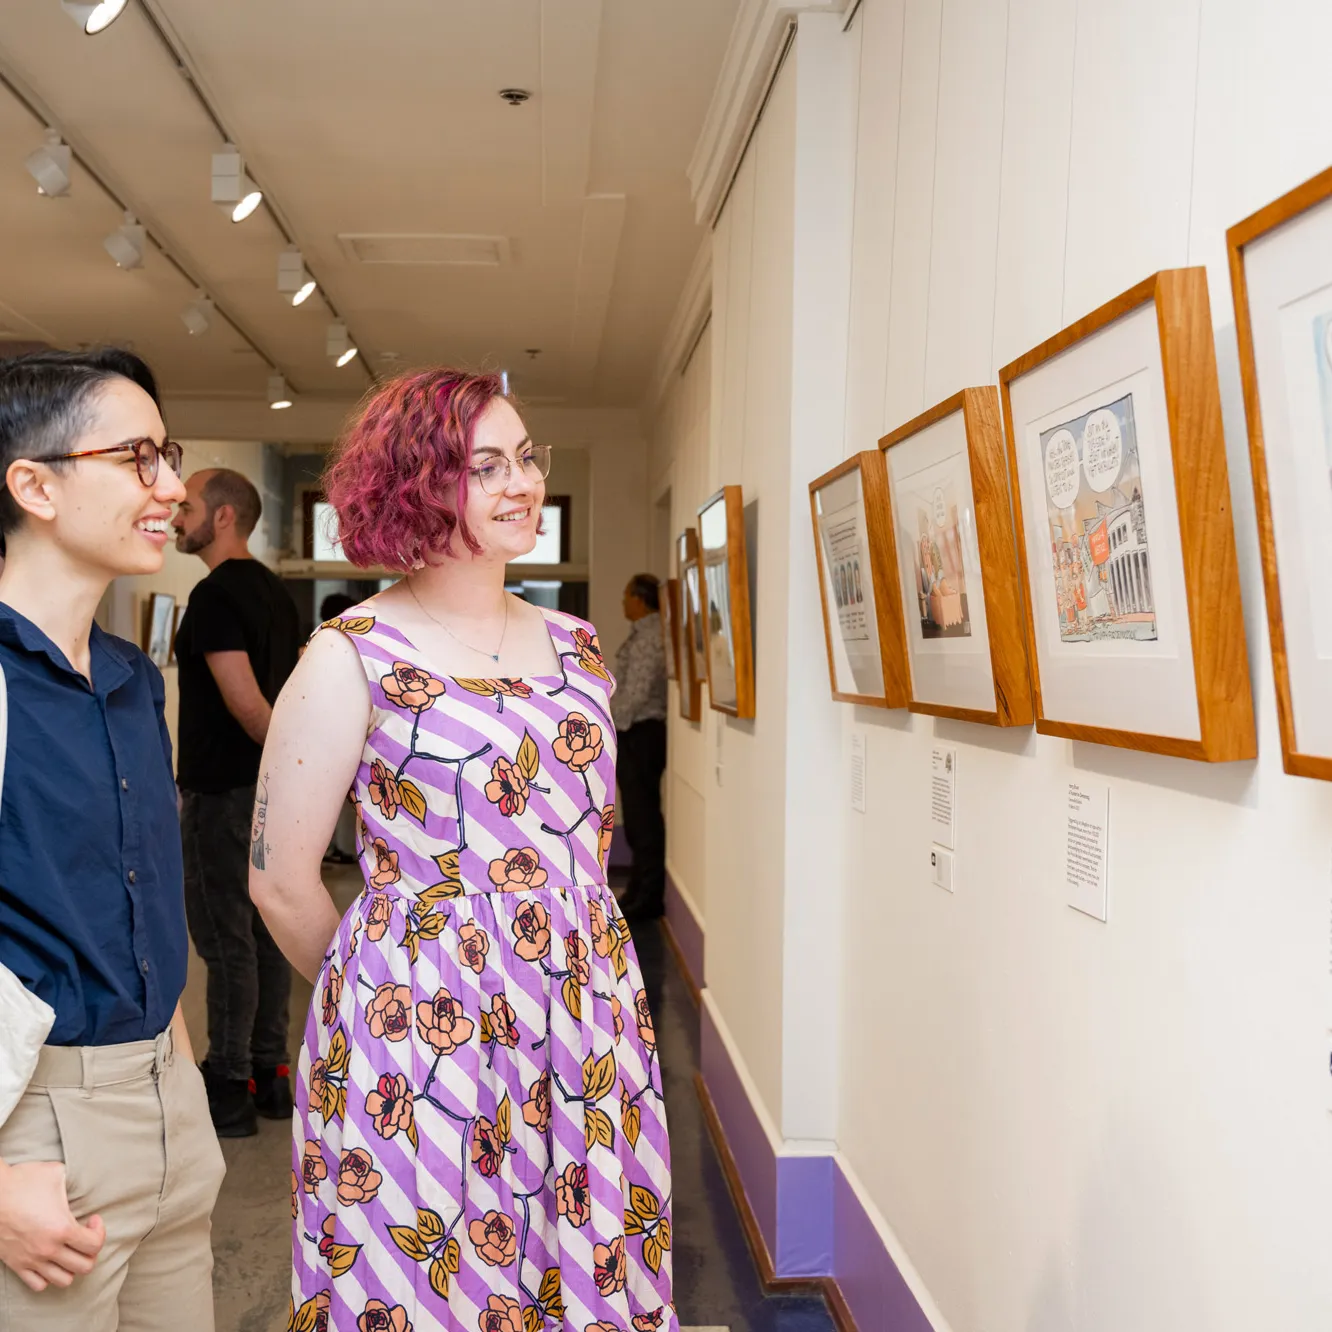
left=0, top=601, right=187, bottom=1046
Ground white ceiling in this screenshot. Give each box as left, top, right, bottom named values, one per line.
left=0, top=0, right=737, bottom=408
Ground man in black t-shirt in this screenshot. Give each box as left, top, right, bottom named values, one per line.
left=172, top=468, right=300, bottom=1136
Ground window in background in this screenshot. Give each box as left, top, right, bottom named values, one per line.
left=509, top=496, right=571, bottom=565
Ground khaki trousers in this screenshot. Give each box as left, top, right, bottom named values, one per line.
left=0, top=1028, right=226, bottom=1330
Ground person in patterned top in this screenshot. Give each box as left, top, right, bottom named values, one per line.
left=612, top=575, right=668, bottom=924
left=249, top=369, right=677, bottom=1332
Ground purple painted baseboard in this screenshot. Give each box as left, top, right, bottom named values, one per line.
left=699, top=999, right=934, bottom=1330
left=664, top=873, right=705, bottom=993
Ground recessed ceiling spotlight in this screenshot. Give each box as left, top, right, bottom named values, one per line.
left=60, top=0, right=128, bottom=35
left=180, top=295, right=213, bottom=336
left=103, top=210, right=144, bottom=269
left=26, top=129, right=71, bottom=197
left=212, top=144, right=262, bottom=223
left=278, top=248, right=317, bottom=305
left=268, top=373, right=293, bottom=410
left=498, top=88, right=531, bottom=106
left=326, top=321, right=358, bottom=367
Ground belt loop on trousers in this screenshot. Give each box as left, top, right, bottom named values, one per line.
left=80, top=1047, right=94, bottom=1099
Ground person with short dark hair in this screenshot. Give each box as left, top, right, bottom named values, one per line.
left=0, top=349, right=224, bottom=1326
left=171, top=467, right=301, bottom=1137
left=614, top=572, right=669, bottom=923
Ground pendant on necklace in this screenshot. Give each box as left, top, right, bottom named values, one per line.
left=491, top=654, right=500, bottom=662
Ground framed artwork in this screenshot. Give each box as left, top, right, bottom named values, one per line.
left=697, top=486, right=756, bottom=719
left=999, top=268, right=1255, bottom=760
left=879, top=389, right=1032, bottom=726
left=168, top=604, right=185, bottom=666
left=676, top=528, right=704, bottom=722
left=142, top=592, right=176, bottom=668
left=808, top=451, right=909, bottom=707
left=1230, top=165, right=1332, bottom=781
left=661, top=577, right=682, bottom=682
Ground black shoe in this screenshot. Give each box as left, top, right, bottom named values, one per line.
left=200, top=1059, right=258, bottom=1138
left=251, top=1064, right=295, bottom=1120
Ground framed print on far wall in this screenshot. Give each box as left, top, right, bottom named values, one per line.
left=697, top=486, right=756, bottom=719
left=999, top=267, right=1255, bottom=761
left=809, top=451, right=909, bottom=707
left=661, top=577, right=682, bottom=682
left=880, top=388, right=1032, bottom=726
left=142, top=592, right=176, bottom=668
left=1229, top=167, right=1332, bottom=782
left=677, top=529, right=704, bottom=722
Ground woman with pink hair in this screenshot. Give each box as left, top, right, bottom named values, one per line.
left=251, top=370, right=676, bottom=1332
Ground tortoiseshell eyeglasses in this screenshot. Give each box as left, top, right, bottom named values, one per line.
left=45, top=437, right=184, bottom=487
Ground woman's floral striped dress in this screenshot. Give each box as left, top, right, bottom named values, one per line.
left=290, top=606, right=675, bottom=1332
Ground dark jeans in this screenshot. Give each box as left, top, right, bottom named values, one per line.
left=616, top=719, right=667, bottom=906
left=181, top=785, right=290, bottom=1082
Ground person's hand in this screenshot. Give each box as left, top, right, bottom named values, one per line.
left=0, top=1159, right=105, bottom=1292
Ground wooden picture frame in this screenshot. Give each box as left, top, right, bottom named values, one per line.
left=697, top=486, right=756, bottom=719
left=661, top=577, right=682, bottom=682
left=879, top=389, right=1032, bottom=726
left=1229, top=166, right=1332, bottom=781
left=808, top=451, right=910, bottom=707
left=168, top=603, right=185, bottom=666
left=676, top=529, right=704, bottom=722
left=999, top=268, right=1255, bottom=760
left=142, top=592, right=176, bottom=668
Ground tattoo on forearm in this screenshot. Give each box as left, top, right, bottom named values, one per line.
left=251, top=775, right=270, bottom=871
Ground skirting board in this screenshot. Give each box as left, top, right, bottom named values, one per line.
left=696, top=998, right=937, bottom=1332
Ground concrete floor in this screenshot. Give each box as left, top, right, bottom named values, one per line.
left=181, top=866, right=834, bottom=1332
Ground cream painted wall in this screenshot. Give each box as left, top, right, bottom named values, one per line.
left=831, top=0, right=1332, bottom=1328
left=109, top=439, right=279, bottom=760
left=649, top=323, right=714, bottom=925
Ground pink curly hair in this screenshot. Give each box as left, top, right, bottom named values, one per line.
left=322, top=367, right=508, bottom=570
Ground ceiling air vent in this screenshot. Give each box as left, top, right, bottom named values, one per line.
left=337, top=234, right=511, bottom=267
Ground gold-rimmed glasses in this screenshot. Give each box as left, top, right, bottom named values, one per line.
left=468, top=442, right=551, bottom=495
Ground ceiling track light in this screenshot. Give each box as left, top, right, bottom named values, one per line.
left=278, top=247, right=316, bottom=306
left=181, top=294, right=213, bottom=336
left=26, top=129, right=71, bottom=197
left=211, top=144, right=262, bottom=223
left=326, top=320, right=358, bottom=367
left=60, top=0, right=128, bottom=34
left=103, top=209, right=144, bottom=269
left=268, top=373, right=293, bottom=410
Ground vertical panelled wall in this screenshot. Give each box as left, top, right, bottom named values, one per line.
left=833, top=0, right=1332, bottom=1329
left=651, top=324, right=714, bottom=925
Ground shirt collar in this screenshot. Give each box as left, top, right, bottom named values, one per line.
left=0, top=601, right=134, bottom=696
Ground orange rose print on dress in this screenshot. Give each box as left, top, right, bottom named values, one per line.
left=415, top=986, right=474, bottom=1055
left=491, top=679, right=534, bottom=700
left=564, top=930, right=590, bottom=986
left=301, top=1140, right=328, bottom=1195
left=488, top=994, right=519, bottom=1049
left=320, top=965, right=343, bottom=1027
left=487, top=847, right=548, bottom=893
left=592, top=1236, right=627, bottom=1295
left=363, top=892, right=394, bottom=942
left=484, top=756, right=529, bottom=817
left=599, top=806, right=615, bottom=870
left=336, top=1147, right=383, bottom=1205
left=522, top=1071, right=550, bottom=1132
left=512, top=900, right=551, bottom=962
left=586, top=1324, right=619, bottom=1332
left=468, top=1209, right=517, bottom=1266
left=555, top=1162, right=591, bottom=1228
left=471, top=1117, right=504, bottom=1178
left=290, top=1169, right=299, bottom=1219
left=381, top=661, right=445, bottom=714
left=634, top=990, right=656, bottom=1053
left=458, top=922, right=489, bottom=974
left=367, top=759, right=403, bottom=820
left=552, top=713, right=603, bottom=772
left=611, top=994, right=624, bottom=1040
left=479, top=1295, right=523, bottom=1332
left=365, top=1073, right=414, bottom=1141
left=357, top=1299, right=413, bottom=1332
left=366, top=982, right=413, bottom=1042
left=589, top=902, right=613, bottom=958
left=368, top=841, right=402, bottom=892
left=633, top=1312, right=665, bottom=1331
left=571, top=627, right=611, bottom=682
left=308, top=1059, right=329, bottom=1114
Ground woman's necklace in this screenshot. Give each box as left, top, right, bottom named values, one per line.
left=407, top=581, right=510, bottom=663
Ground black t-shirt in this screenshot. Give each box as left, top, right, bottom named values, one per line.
left=175, top=558, right=300, bottom=793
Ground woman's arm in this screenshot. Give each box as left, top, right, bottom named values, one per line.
left=248, top=629, right=369, bottom=983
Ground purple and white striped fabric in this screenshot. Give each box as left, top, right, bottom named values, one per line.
left=290, top=606, right=675, bottom=1332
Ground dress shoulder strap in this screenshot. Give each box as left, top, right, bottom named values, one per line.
left=312, top=605, right=417, bottom=692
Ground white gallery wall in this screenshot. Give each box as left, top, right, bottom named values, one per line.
left=659, top=0, right=1332, bottom=1327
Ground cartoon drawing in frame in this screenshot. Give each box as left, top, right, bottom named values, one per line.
left=898, top=466, right=971, bottom=640
left=1039, top=392, right=1156, bottom=645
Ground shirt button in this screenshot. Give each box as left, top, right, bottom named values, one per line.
left=121, top=778, right=129, bottom=791
left=127, top=870, right=137, bottom=884
left=140, top=959, right=150, bottom=975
